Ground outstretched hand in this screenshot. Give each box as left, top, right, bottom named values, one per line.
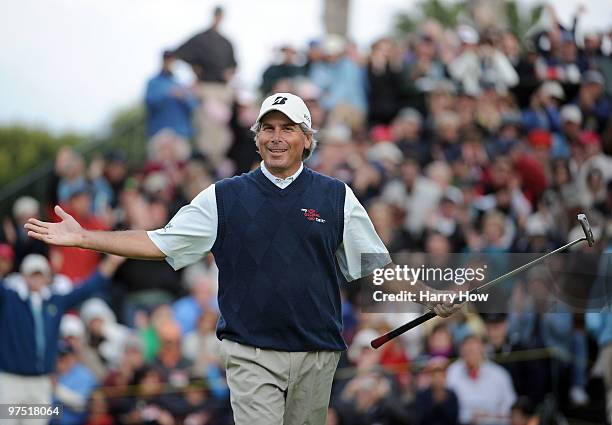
left=24, top=205, right=84, bottom=247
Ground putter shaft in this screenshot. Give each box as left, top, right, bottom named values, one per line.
left=371, top=236, right=589, bottom=349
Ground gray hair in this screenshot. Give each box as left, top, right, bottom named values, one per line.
left=250, top=122, right=318, bottom=161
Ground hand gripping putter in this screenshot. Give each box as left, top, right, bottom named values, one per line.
left=371, top=214, right=595, bottom=349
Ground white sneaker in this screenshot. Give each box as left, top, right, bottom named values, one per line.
left=570, top=386, right=589, bottom=406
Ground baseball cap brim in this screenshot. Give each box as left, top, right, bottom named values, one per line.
left=256, top=107, right=304, bottom=124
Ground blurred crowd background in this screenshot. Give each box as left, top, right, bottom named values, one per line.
left=1, top=3, right=612, bottom=425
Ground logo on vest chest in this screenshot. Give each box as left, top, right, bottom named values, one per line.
left=301, top=208, right=326, bottom=223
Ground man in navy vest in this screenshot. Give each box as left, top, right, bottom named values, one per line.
left=25, top=92, right=454, bottom=425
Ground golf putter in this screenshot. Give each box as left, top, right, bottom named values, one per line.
left=371, top=213, right=595, bottom=349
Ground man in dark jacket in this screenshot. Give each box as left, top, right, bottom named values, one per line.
left=174, top=6, right=237, bottom=165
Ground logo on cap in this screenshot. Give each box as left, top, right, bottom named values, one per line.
left=257, top=92, right=312, bottom=127
left=272, top=96, right=288, bottom=105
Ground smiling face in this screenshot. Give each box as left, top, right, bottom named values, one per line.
left=256, top=111, right=311, bottom=178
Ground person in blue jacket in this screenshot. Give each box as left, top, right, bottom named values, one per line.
left=145, top=50, right=198, bottom=140
left=0, top=252, right=124, bottom=424
left=51, top=341, right=98, bottom=425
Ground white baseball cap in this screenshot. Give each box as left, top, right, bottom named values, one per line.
left=13, top=196, right=39, bottom=219
left=322, top=34, right=347, bottom=56
left=256, top=92, right=312, bottom=128
left=457, top=25, right=479, bottom=44
left=348, top=328, right=379, bottom=362
left=560, top=104, right=582, bottom=124
left=541, top=81, right=565, bottom=100
left=20, top=254, right=51, bottom=277
left=321, top=124, right=351, bottom=145
left=60, top=314, right=85, bottom=338
left=525, top=215, right=549, bottom=237
left=367, top=142, right=403, bottom=165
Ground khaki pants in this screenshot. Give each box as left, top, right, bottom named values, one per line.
left=0, top=372, right=52, bottom=425
left=193, top=82, right=234, bottom=167
left=220, top=339, right=341, bottom=425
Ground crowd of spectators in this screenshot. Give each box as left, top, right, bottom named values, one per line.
left=1, top=3, right=612, bottom=425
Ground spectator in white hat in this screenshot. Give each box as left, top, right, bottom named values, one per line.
left=80, top=297, right=130, bottom=368
left=0, top=254, right=124, bottom=422
left=1, top=196, right=48, bottom=268
left=60, top=314, right=107, bottom=380
left=449, top=28, right=518, bottom=95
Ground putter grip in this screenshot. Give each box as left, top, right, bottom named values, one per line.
left=371, top=311, right=437, bottom=349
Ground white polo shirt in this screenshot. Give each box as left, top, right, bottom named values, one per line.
left=148, top=163, right=390, bottom=281
left=446, top=359, right=517, bottom=424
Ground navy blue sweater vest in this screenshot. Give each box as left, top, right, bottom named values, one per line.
left=211, top=167, right=347, bottom=351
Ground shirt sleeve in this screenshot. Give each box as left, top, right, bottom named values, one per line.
left=147, top=184, right=218, bottom=270
left=335, top=184, right=391, bottom=282
left=59, top=271, right=110, bottom=310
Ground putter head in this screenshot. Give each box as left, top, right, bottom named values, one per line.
left=577, top=214, right=595, bottom=247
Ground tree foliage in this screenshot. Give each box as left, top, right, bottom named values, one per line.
left=505, top=0, right=543, bottom=40
left=0, top=104, right=146, bottom=217
left=0, top=126, right=84, bottom=188
left=0, top=103, right=146, bottom=190
left=395, top=0, right=543, bottom=39
left=96, top=103, right=147, bottom=167
left=395, top=0, right=466, bottom=34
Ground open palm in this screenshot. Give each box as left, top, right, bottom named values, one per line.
left=24, top=205, right=84, bottom=247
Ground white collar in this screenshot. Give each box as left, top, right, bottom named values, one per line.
left=260, top=161, right=304, bottom=189
left=4, top=273, right=52, bottom=301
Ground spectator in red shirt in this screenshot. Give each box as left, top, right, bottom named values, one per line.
left=0, top=244, right=15, bottom=278
left=52, top=181, right=108, bottom=283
